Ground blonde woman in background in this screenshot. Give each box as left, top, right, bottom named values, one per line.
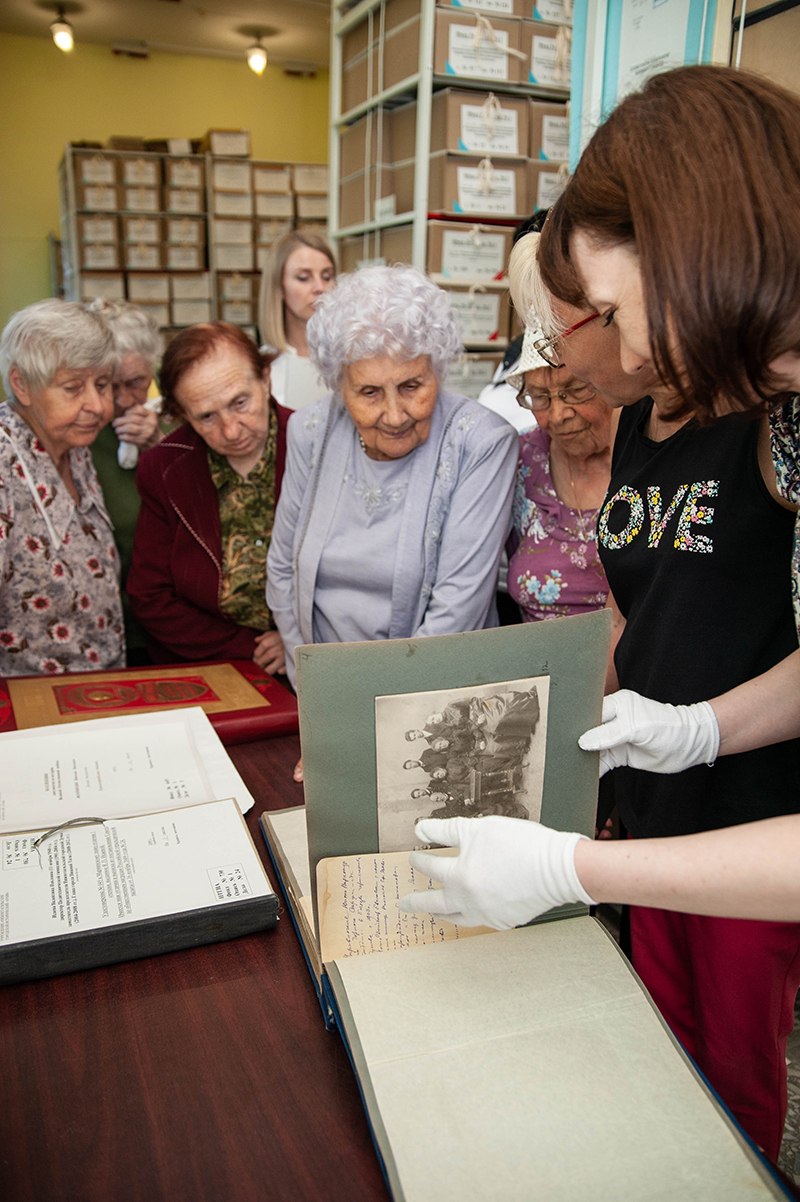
left=257, top=231, right=336, bottom=410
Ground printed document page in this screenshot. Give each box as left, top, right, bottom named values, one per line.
left=0, top=707, right=254, bottom=831
left=0, top=798, right=271, bottom=945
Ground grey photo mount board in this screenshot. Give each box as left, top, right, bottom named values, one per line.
left=296, top=609, right=611, bottom=912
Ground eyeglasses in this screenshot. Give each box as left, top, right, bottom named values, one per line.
left=516, top=382, right=597, bottom=412
left=532, top=312, right=601, bottom=368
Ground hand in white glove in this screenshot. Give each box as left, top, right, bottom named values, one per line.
left=397, top=816, right=595, bottom=931
left=578, top=689, right=720, bottom=776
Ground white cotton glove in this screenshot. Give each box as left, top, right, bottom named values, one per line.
left=578, top=689, right=720, bottom=776
left=397, top=816, right=595, bottom=931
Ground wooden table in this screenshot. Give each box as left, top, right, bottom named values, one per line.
left=0, top=734, right=391, bottom=1202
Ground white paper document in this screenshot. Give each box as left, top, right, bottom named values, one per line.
left=0, top=798, right=271, bottom=945
left=0, top=707, right=254, bottom=831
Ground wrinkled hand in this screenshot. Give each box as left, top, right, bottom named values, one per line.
left=579, top=689, right=719, bottom=776
left=397, top=816, right=594, bottom=931
left=113, top=405, right=162, bottom=449
left=253, top=630, right=286, bottom=675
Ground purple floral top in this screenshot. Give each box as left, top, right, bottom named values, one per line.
left=507, top=426, right=609, bottom=621
left=0, top=402, right=124, bottom=675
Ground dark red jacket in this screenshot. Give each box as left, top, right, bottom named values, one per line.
left=127, top=403, right=289, bottom=663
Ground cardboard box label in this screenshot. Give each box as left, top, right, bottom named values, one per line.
left=441, top=229, right=507, bottom=279
left=208, top=131, right=250, bottom=157
left=456, top=165, right=517, bottom=215
left=459, top=104, right=519, bottom=155
left=170, top=273, right=211, bottom=300
left=83, top=245, right=118, bottom=270
left=124, top=188, right=159, bottom=213
left=167, top=189, right=203, bottom=213
left=540, top=114, right=569, bottom=160
left=529, top=33, right=571, bottom=86
left=213, top=162, right=251, bottom=192
left=534, top=168, right=567, bottom=210
left=126, top=244, right=161, bottom=270
left=83, top=187, right=118, bottom=211
left=213, top=219, right=252, bottom=245
left=374, top=194, right=397, bottom=220
left=123, top=159, right=159, bottom=186
left=448, top=291, right=501, bottom=341
left=447, top=24, right=510, bottom=80
left=255, top=194, right=294, bottom=218
left=215, top=245, right=254, bottom=271
left=444, top=357, right=500, bottom=399
left=128, top=276, right=170, bottom=302
left=256, top=219, right=293, bottom=244
left=533, top=0, right=572, bottom=23
left=172, top=300, right=213, bottom=325
left=80, top=274, right=125, bottom=301
left=167, top=245, right=202, bottom=271
left=449, top=0, right=514, bottom=12
left=78, top=157, right=115, bottom=185
left=167, top=218, right=203, bottom=244
left=221, top=301, right=253, bottom=324
left=220, top=275, right=252, bottom=301
left=253, top=167, right=292, bottom=193
left=213, top=192, right=253, bottom=217
left=169, top=160, right=202, bottom=188
left=125, top=218, right=159, bottom=243
left=80, top=217, right=116, bottom=243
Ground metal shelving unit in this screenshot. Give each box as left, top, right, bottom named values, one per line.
left=328, top=0, right=571, bottom=349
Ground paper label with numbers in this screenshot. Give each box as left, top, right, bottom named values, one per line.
left=455, top=166, right=517, bottom=215
left=529, top=34, right=571, bottom=86
left=170, top=161, right=202, bottom=188
left=82, top=218, right=116, bottom=243
left=447, top=24, right=510, bottom=80
left=80, top=159, right=115, bottom=185
left=540, top=115, right=569, bottom=160
left=84, top=245, right=118, bottom=270
left=459, top=104, right=519, bottom=155
left=447, top=291, right=501, bottom=341
left=536, top=169, right=568, bottom=211
left=534, top=0, right=573, bottom=23
left=441, top=229, right=507, bottom=279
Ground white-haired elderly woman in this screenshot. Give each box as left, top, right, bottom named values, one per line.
left=0, top=299, right=124, bottom=675
left=267, top=264, right=518, bottom=698
left=87, top=300, right=164, bottom=665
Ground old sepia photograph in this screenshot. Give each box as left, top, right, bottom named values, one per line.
left=375, top=675, right=550, bottom=852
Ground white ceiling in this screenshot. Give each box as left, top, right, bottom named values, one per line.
left=0, top=0, right=331, bottom=69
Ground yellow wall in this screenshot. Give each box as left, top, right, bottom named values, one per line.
left=0, top=32, right=330, bottom=327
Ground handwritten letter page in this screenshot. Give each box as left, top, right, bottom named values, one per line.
left=316, top=848, right=493, bottom=963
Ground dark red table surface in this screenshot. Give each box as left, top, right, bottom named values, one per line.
left=0, top=734, right=391, bottom=1202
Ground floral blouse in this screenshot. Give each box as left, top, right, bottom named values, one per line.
left=507, top=426, right=609, bottom=621
left=0, top=402, right=124, bottom=675
left=770, top=394, right=800, bottom=637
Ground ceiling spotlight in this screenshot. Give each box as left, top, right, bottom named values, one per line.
left=51, top=7, right=74, bottom=52
left=247, top=40, right=267, bottom=75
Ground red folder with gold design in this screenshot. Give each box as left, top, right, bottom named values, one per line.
left=0, top=660, right=298, bottom=745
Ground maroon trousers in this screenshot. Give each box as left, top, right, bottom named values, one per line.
left=630, top=905, right=800, bottom=1162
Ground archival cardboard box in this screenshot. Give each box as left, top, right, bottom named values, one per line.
left=443, top=283, right=512, bottom=344
left=124, top=243, right=165, bottom=272
left=73, top=152, right=119, bottom=186
left=392, top=90, right=530, bottom=161
left=252, top=165, right=293, bottom=194
left=165, top=217, right=205, bottom=245
left=527, top=159, right=569, bottom=213
left=428, top=151, right=528, bottom=218
left=339, top=165, right=397, bottom=229
left=80, top=243, right=120, bottom=272
left=164, top=188, right=204, bottom=215
left=522, top=18, right=571, bottom=89
left=432, top=10, right=524, bottom=85
left=169, top=272, right=212, bottom=301
left=340, top=110, right=394, bottom=178
left=75, top=184, right=120, bottom=213
left=79, top=273, right=125, bottom=302
left=127, top=273, right=170, bottom=304
left=122, top=215, right=162, bottom=244
left=165, top=244, right=204, bottom=272
left=165, top=158, right=204, bottom=190
left=528, top=98, right=569, bottom=161
left=337, top=221, right=515, bottom=280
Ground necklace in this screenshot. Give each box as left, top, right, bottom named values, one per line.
left=358, top=434, right=367, bottom=453
left=568, top=465, right=591, bottom=544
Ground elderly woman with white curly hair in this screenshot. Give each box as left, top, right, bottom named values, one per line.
left=0, top=299, right=124, bottom=675
left=267, top=264, right=518, bottom=693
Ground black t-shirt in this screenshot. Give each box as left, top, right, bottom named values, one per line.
left=598, top=398, right=800, bottom=837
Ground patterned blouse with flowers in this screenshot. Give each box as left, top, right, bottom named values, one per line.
left=0, top=402, right=125, bottom=675
left=770, top=395, right=800, bottom=637
left=507, top=425, right=609, bottom=621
